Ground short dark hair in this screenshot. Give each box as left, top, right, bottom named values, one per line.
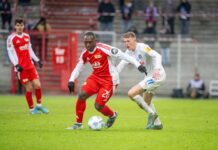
left=84, top=31, right=96, bottom=39
left=15, top=19, right=24, bottom=25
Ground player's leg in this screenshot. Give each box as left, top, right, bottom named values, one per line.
left=30, top=68, right=49, bottom=114
left=23, top=81, right=38, bottom=114
left=143, top=70, right=166, bottom=129
left=191, top=88, right=197, bottom=99
left=18, top=70, right=37, bottom=114
left=32, top=79, right=49, bottom=114
left=95, top=85, right=117, bottom=128
left=67, top=77, right=99, bottom=130
left=144, top=93, right=163, bottom=129
left=128, top=84, right=155, bottom=114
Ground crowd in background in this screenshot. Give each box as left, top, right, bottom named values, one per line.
left=97, top=0, right=191, bottom=36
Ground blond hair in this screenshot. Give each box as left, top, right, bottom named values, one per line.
left=123, top=32, right=136, bottom=39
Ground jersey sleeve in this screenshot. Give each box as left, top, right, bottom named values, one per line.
left=144, top=45, right=162, bottom=69
left=101, top=46, right=141, bottom=68
left=116, top=50, right=129, bottom=73
left=29, top=43, right=39, bottom=62
left=7, top=36, right=18, bottom=66
left=69, top=52, right=86, bottom=82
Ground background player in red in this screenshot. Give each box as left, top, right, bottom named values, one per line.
left=7, top=19, right=49, bottom=114
left=66, top=32, right=147, bottom=130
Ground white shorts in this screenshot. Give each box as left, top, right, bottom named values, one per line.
left=139, top=68, right=166, bottom=94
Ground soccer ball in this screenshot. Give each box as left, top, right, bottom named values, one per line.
left=88, top=116, right=104, bottom=130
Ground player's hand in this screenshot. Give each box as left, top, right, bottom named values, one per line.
left=68, top=81, right=74, bottom=93
left=15, top=64, right=23, bottom=72
left=37, top=61, right=43, bottom=68
left=138, top=65, right=147, bottom=75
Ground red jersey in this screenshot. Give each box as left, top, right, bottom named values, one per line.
left=69, top=42, right=140, bottom=85
left=7, top=32, right=39, bottom=70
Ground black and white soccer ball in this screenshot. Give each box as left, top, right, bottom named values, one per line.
left=88, top=116, right=104, bottom=130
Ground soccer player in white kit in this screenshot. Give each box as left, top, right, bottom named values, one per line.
left=117, top=32, right=166, bottom=129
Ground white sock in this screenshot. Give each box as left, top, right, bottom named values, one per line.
left=37, top=103, right=42, bottom=107
left=133, top=95, right=154, bottom=114
left=149, top=103, right=161, bottom=125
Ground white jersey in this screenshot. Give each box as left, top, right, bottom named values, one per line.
left=117, top=42, right=166, bottom=93
left=117, top=43, right=164, bottom=76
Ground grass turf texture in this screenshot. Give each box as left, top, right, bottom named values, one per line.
left=0, top=95, right=218, bottom=150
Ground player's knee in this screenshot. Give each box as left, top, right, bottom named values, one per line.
left=25, top=86, right=33, bottom=92
left=78, top=92, right=89, bottom=100
left=94, top=103, right=103, bottom=111
left=128, top=90, right=134, bottom=99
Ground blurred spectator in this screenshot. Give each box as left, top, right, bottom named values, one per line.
left=159, top=26, right=171, bottom=66
left=127, top=25, right=138, bottom=35
left=143, top=22, right=156, bottom=34
left=161, top=0, right=175, bottom=34
left=97, top=0, right=115, bottom=31
left=33, top=17, right=52, bottom=32
left=88, top=17, right=97, bottom=30
left=120, top=0, right=133, bottom=33
left=144, top=1, right=158, bottom=34
left=31, top=17, right=52, bottom=60
left=187, top=73, right=209, bottom=99
left=177, top=0, right=191, bottom=35
left=0, top=0, right=12, bottom=30
left=118, top=0, right=124, bottom=9
left=19, top=0, right=31, bottom=7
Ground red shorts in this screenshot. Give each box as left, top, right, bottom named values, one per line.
left=17, top=68, right=39, bottom=84
left=82, top=75, right=116, bottom=106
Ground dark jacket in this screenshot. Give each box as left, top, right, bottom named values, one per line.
left=98, top=2, right=115, bottom=23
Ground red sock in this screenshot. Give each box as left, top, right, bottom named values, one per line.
left=98, top=105, right=114, bottom=117
left=25, top=92, right=34, bottom=109
left=35, top=88, right=42, bottom=104
left=76, top=100, right=86, bottom=123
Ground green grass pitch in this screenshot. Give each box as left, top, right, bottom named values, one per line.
left=0, top=95, right=218, bottom=150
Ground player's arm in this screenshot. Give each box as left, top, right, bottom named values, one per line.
left=7, top=36, right=23, bottom=72
left=28, top=37, right=43, bottom=68
left=116, top=60, right=129, bottom=73
left=144, top=45, right=162, bottom=79
left=68, top=54, right=85, bottom=93
left=105, top=47, right=147, bottom=74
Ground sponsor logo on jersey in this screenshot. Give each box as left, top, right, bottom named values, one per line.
left=19, top=44, right=28, bottom=50
left=111, top=48, right=118, bottom=55
left=92, top=61, right=101, bottom=68
left=94, top=54, right=102, bottom=59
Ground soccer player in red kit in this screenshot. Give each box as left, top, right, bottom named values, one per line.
left=7, top=19, right=49, bottom=114
left=66, top=32, right=147, bottom=130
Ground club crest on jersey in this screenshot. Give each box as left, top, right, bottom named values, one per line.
left=94, top=54, right=102, bottom=59
left=24, top=38, right=29, bottom=42
left=111, top=48, right=118, bottom=55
